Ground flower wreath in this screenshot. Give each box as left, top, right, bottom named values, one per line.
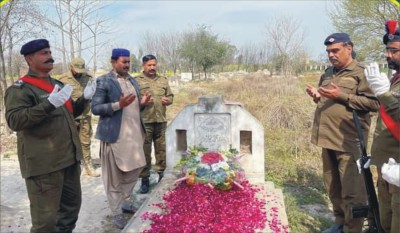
left=175, top=146, right=245, bottom=190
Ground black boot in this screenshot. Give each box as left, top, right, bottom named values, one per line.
left=140, top=177, right=150, bottom=194
left=158, top=172, right=164, bottom=183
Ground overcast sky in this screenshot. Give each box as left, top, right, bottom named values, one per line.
left=102, top=1, right=335, bottom=60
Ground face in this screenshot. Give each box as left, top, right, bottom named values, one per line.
left=71, top=68, right=82, bottom=78
left=112, top=56, right=130, bottom=76
left=25, top=48, right=54, bottom=73
left=385, top=41, right=400, bottom=71
left=325, top=42, right=352, bottom=69
left=142, top=59, right=157, bottom=77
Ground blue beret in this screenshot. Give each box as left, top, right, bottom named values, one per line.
left=111, top=48, right=130, bottom=60
left=20, top=39, right=50, bottom=56
left=324, top=33, right=352, bottom=45
left=383, top=20, right=400, bottom=45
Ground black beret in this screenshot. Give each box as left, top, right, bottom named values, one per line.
left=383, top=20, right=400, bottom=45
left=20, top=39, right=50, bottom=56
left=324, top=33, right=352, bottom=46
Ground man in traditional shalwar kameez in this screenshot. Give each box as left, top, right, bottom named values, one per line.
left=91, top=48, right=152, bottom=229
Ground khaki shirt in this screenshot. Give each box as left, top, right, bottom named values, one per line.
left=371, top=77, right=400, bottom=167
left=311, top=60, right=380, bottom=156
left=136, top=73, right=174, bottom=123
left=57, top=71, right=92, bottom=117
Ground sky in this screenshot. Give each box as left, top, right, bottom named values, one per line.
left=102, top=1, right=335, bottom=60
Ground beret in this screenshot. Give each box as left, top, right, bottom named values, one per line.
left=111, top=48, right=130, bottom=60
left=383, top=20, right=400, bottom=45
left=324, top=33, right=352, bottom=46
left=20, top=39, right=50, bottom=56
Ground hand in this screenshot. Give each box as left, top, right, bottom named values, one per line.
left=119, top=93, right=136, bottom=108
left=364, top=62, right=390, bottom=96
left=318, top=83, right=341, bottom=99
left=381, top=158, right=400, bottom=187
left=83, top=78, right=97, bottom=100
left=306, top=84, right=321, bottom=102
left=356, top=157, right=371, bottom=174
left=48, top=84, right=73, bottom=108
left=161, top=96, right=170, bottom=105
left=140, top=91, right=153, bottom=106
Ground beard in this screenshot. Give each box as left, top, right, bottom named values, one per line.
left=387, top=58, right=400, bottom=70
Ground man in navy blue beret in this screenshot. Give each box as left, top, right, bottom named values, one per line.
left=91, top=48, right=152, bottom=229
left=5, top=38, right=90, bottom=232
left=306, top=33, right=380, bottom=233
left=20, top=39, right=50, bottom=56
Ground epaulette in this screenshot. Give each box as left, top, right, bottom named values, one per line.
left=13, top=80, right=24, bottom=88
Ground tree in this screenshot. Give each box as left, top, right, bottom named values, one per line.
left=266, top=15, right=308, bottom=76
left=330, top=0, right=400, bottom=60
left=179, top=25, right=231, bottom=80
left=0, top=0, right=44, bottom=135
left=41, top=0, right=112, bottom=72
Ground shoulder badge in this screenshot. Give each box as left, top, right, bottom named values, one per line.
left=13, top=80, right=24, bottom=88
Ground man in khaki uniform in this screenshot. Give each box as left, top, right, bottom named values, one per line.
left=136, top=54, right=174, bottom=194
left=58, top=57, right=99, bottom=177
left=364, top=20, right=400, bottom=233
left=306, top=33, right=380, bottom=233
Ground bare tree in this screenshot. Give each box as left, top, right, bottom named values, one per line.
left=266, top=15, right=307, bottom=77
left=41, top=0, right=113, bottom=72
left=140, top=30, right=183, bottom=75
left=0, top=0, right=44, bottom=135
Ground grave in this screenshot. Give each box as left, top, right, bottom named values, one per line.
left=123, top=96, right=289, bottom=233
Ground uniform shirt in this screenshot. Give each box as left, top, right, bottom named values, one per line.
left=371, top=74, right=400, bottom=167
left=57, top=71, right=92, bottom=116
left=136, top=73, right=174, bottom=123
left=311, top=60, right=380, bottom=156
left=4, top=70, right=84, bottom=178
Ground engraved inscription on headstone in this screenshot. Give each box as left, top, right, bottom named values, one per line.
left=194, top=113, right=231, bottom=151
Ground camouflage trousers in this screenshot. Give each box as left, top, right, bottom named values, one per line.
left=140, top=122, right=167, bottom=178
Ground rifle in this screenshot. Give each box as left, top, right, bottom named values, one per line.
left=351, top=110, right=385, bottom=233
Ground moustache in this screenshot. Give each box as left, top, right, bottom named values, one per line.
left=45, top=58, right=55, bottom=64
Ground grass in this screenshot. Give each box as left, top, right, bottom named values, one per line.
left=169, top=73, right=333, bottom=232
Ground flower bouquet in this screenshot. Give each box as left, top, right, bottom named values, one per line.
left=175, top=146, right=245, bottom=190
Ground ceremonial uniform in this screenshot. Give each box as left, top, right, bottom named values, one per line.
left=5, top=69, right=85, bottom=232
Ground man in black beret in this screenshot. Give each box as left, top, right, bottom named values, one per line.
left=4, top=39, right=93, bottom=233
left=364, top=20, right=400, bottom=233
left=306, top=33, right=380, bottom=233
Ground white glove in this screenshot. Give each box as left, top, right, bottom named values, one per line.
left=381, top=158, right=400, bottom=187
left=356, top=156, right=371, bottom=174
left=48, top=84, right=73, bottom=108
left=83, top=78, right=97, bottom=100
left=364, top=62, right=390, bottom=96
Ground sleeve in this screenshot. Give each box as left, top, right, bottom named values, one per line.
left=377, top=83, right=400, bottom=122
left=337, top=72, right=380, bottom=112
left=4, top=86, right=56, bottom=131
left=165, top=80, right=174, bottom=105
left=91, top=77, right=116, bottom=117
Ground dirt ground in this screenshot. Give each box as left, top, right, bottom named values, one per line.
left=0, top=130, right=159, bottom=233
